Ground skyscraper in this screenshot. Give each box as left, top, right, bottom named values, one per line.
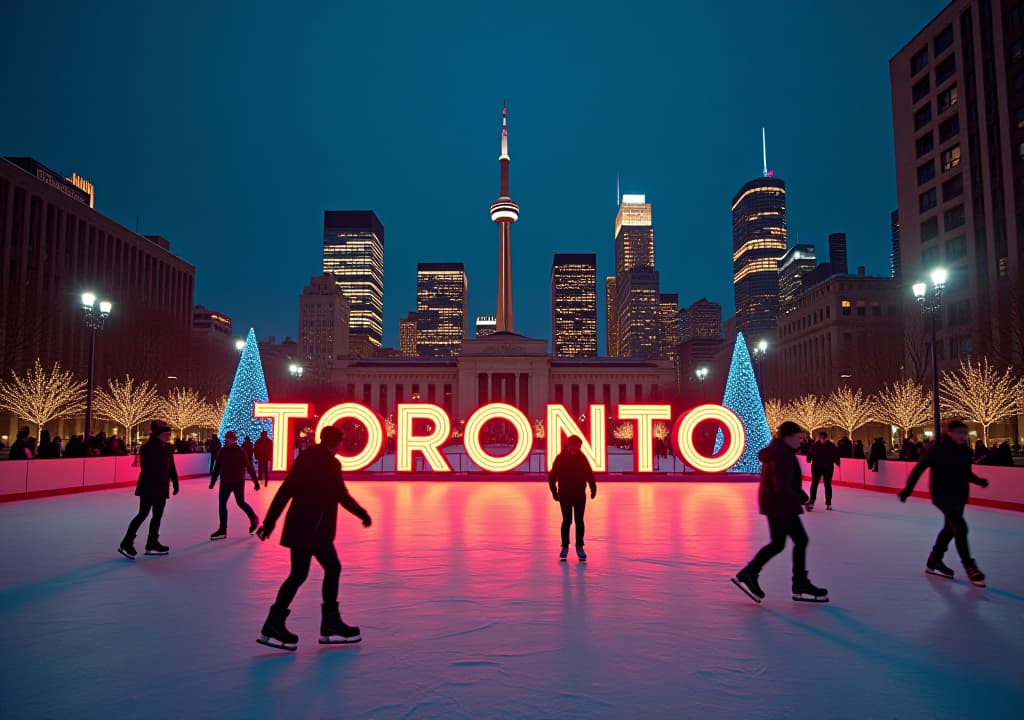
left=828, top=232, right=849, bottom=275
left=490, top=106, right=519, bottom=333
left=299, top=275, right=351, bottom=385
left=322, top=210, right=384, bottom=347
left=891, top=0, right=1022, bottom=368
left=778, top=244, right=817, bottom=311
left=605, top=276, right=619, bottom=357
left=682, top=298, right=723, bottom=340
left=890, top=210, right=901, bottom=280
left=416, top=263, right=468, bottom=358
left=614, top=194, right=661, bottom=359
left=475, top=315, right=497, bottom=338
left=658, top=293, right=680, bottom=361
left=614, top=194, right=654, bottom=273
left=399, top=312, right=418, bottom=357
left=732, top=139, right=787, bottom=341
left=551, top=253, right=597, bottom=357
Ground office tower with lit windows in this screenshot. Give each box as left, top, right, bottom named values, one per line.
left=683, top=298, right=723, bottom=339
left=778, top=244, right=817, bottom=311
left=732, top=161, right=787, bottom=341
left=475, top=315, right=497, bottom=338
left=614, top=194, right=661, bottom=359
left=399, top=312, right=418, bottom=357
left=891, top=0, right=1022, bottom=367
left=299, top=275, right=351, bottom=384
left=322, top=210, right=384, bottom=347
left=551, top=253, right=597, bottom=358
left=416, top=263, right=468, bottom=358
left=658, top=293, right=680, bottom=361
left=890, top=210, right=902, bottom=280
left=605, top=276, right=619, bottom=356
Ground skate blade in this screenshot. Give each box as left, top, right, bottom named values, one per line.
left=559, top=557, right=567, bottom=562
left=257, top=636, right=297, bottom=651
left=117, top=548, right=135, bottom=560
left=211, top=536, right=226, bottom=541
left=925, top=568, right=955, bottom=579
left=969, top=579, right=987, bottom=588
left=792, top=593, right=830, bottom=603
left=731, top=578, right=762, bottom=604
left=319, top=634, right=361, bottom=645
left=144, top=550, right=169, bottom=555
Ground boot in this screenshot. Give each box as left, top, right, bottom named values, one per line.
left=210, top=527, right=227, bottom=541
left=319, top=602, right=361, bottom=644
left=145, top=538, right=169, bottom=555
left=963, top=559, right=986, bottom=587
left=258, top=606, right=298, bottom=651
left=792, top=571, right=829, bottom=603
left=118, top=535, right=137, bottom=560
left=559, top=546, right=569, bottom=561
left=733, top=566, right=765, bottom=600
left=926, top=551, right=955, bottom=579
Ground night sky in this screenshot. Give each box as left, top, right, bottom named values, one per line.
left=3, top=0, right=947, bottom=349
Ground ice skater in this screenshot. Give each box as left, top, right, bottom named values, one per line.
left=254, top=430, right=273, bottom=487
left=733, top=421, right=829, bottom=604
left=898, top=419, right=990, bottom=587
left=806, top=431, right=840, bottom=511
left=208, top=430, right=261, bottom=540
left=118, top=421, right=179, bottom=559
left=255, top=425, right=372, bottom=651
left=548, top=435, right=597, bottom=562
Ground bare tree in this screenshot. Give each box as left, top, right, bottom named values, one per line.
left=94, top=375, right=163, bottom=446
left=874, top=378, right=932, bottom=439
left=786, top=394, right=828, bottom=435
left=0, top=358, right=87, bottom=437
left=940, top=358, right=1019, bottom=445
left=160, top=387, right=209, bottom=439
left=826, top=387, right=875, bottom=437
left=902, top=312, right=930, bottom=386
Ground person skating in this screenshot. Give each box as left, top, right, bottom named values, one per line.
left=254, top=430, right=273, bottom=487
left=118, top=421, right=179, bottom=559
left=733, top=421, right=829, bottom=604
left=548, top=435, right=597, bottom=562
left=898, top=419, right=990, bottom=587
left=806, top=431, right=840, bottom=511
left=255, top=425, right=372, bottom=650
left=208, top=433, right=222, bottom=474
left=208, top=430, right=260, bottom=540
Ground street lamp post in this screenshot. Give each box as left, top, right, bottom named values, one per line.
left=288, top=363, right=304, bottom=379
left=235, top=339, right=246, bottom=353
left=694, top=367, right=708, bottom=399
left=81, top=292, right=113, bottom=439
left=913, top=267, right=947, bottom=439
left=752, top=339, right=768, bottom=389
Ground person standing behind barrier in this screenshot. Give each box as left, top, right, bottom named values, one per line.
left=806, top=431, right=840, bottom=511
left=8, top=427, right=32, bottom=460
left=254, top=430, right=273, bottom=487
left=867, top=437, right=886, bottom=472
left=209, top=431, right=260, bottom=540
left=548, top=435, right=597, bottom=562
left=208, top=433, right=222, bottom=474
left=118, top=421, right=179, bottom=559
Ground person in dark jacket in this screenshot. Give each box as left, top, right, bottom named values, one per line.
left=836, top=435, right=853, bottom=459
left=980, top=442, right=1013, bottom=467
left=37, top=430, right=58, bottom=459
left=8, top=427, right=33, bottom=460
left=973, top=439, right=987, bottom=462
left=548, top=435, right=598, bottom=562
left=867, top=437, right=886, bottom=472
left=242, top=435, right=254, bottom=462
left=207, top=433, right=222, bottom=474
left=806, top=431, right=840, bottom=511
left=899, top=419, right=989, bottom=586
left=208, top=430, right=260, bottom=540
left=63, top=434, right=86, bottom=458
left=118, top=421, right=179, bottom=559
left=853, top=439, right=865, bottom=459
left=733, top=422, right=829, bottom=603
left=254, top=430, right=273, bottom=487
left=255, top=425, right=372, bottom=651
left=900, top=435, right=920, bottom=461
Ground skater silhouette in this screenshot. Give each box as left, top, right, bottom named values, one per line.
left=118, top=421, right=178, bottom=559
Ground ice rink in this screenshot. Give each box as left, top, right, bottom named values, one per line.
left=1, top=478, right=1022, bottom=719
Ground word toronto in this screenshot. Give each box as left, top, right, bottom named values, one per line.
left=252, top=402, right=748, bottom=474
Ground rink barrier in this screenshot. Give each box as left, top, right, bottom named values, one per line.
left=798, top=457, right=1024, bottom=512
left=0, top=454, right=211, bottom=502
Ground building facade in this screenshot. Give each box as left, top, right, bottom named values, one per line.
left=891, top=0, right=1023, bottom=370
left=475, top=315, right=497, bottom=338
left=551, top=253, right=597, bottom=358
left=778, top=244, right=817, bottom=311
left=658, top=293, right=680, bottom=361
left=605, top=276, right=619, bottom=357
left=322, top=210, right=384, bottom=347
left=399, top=312, right=418, bottom=357
left=416, top=263, right=468, bottom=358
left=682, top=297, right=723, bottom=340
left=732, top=176, right=787, bottom=342
left=299, top=275, right=351, bottom=385
left=613, top=194, right=661, bottom=359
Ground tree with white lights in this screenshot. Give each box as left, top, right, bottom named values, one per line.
left=94, top=375, right=162, bottom=445
left=826, top=386, right=875, bottom=437
left=0, top=359, right=86, bottom=437
left=787, top=394, right=828, bottom=435
left=874, top=378, right=931, bottom=439
left=161, top=387, right=209, bottom=439
left=940, top=358, right=1019, bottom=445
left=763, top=399, right=786, bottom=433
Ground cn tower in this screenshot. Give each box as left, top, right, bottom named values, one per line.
left=490, top=105, right=519, bottom=333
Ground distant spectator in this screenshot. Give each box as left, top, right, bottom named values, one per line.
left=974, top=439, right=987, bottom=462
left=853, top=439, right=865, bottom=459
left=37, top=430, right=59, bottom=459
left=899, top=436, right=920, bottom=462
left=106, top=435, right=128, bottom=456
left=63, top=435, right=87, bottom=458
left=254, top=430, right=273, bottom=487
left=867, top=437, right=886, bottom=472
left=981, top=442, right=1013, bottom=467
left=242, top=435, right=254, bottom=461
left=837, top=436, right=853, bottom=458
left=8, top=427, right=33, bottom=460
left=208, top=434, right=222, bottom=474
left=52, top=436, right=64, bottom=457
left=27, top=437, right=38, bottom=457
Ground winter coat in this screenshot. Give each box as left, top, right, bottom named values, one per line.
left=837, top=437, right=854, bottom=458
left=548, top=451, right=597, bottom=502
left=134, top=436, right=179, bottom=498
left=262, top=444, right=369, bottom=550
left=853, top=442, right=865, bottom=460
left=867, top=441, right=886, bottom=471
left=807, top=440, right=841, bottom=472
left=208, top=435, right=222, bottom=458
left=8, top=439, right=32, bottom=460
left=757, top=439, right=808, bottom=517
left=210, top=444, right=258, bottom=489
left=254, top=436, right=273, bottom=463
left=903, top=436, right=987, bottom=510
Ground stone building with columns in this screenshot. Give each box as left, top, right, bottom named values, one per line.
left=330, top=332, right=677, bottom=422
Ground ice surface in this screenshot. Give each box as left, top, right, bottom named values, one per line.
left=1, top=479, right=1022, bottom=719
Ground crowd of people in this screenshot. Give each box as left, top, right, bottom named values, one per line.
left=3, top=426, right=130, bottom=459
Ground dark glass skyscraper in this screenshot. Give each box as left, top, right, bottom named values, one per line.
left=778, top=244, right=817, bottom=311
left=828, top=232, right=848, bottom=275
left=322, top=210, right=384, bottom=347
left=416, top=263, right=468, bottom=358
left=731, top=176, right=787, bottom=340
left=551, top=253, right=597, bottom=358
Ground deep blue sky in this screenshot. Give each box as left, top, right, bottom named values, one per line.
left=3, top=0, right=947, bottom=349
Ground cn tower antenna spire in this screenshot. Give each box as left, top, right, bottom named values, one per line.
left=491, top=103, right=519, bottom=333
left=762, top=127, right=768, bottom=177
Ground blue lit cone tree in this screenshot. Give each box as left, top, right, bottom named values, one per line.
left=714, top=332, right=772, bottom=472
left=218, top=327, right=273, bottom=442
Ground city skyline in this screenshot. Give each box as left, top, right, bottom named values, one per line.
left=0, top=2, right=951, bottom=349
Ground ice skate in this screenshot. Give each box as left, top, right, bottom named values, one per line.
left=576, top=545, right=587, bottom=562
left=210, top=527, right=227, bottom=541
left=144, top=539, right=169, bottom=555
left=925, top=551, right=955, bottom=579
left=249, top=518, right=259, bottom=535
left=964, top=560, right=986, bottom=588
left=792, top=573, right=829, bottom=603
left=804, top=503, right=814, bottom=512
left=258, top=607, right=298, bottom=651
left=826, top=504, right=833, bottom=511
left=559, top=546, right=569, bottom=562
left=319, top=602, right=361, bottom=645
left=731, top=567, right=764, bottom=603
left=118, top=539, right=137, bottom=560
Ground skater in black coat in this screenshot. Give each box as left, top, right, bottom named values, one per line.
left=255, top=425, right=372, bottom=650
left=207, top=434, right=221, bottom=474
left=899, top=419, right=990, bottom=586
left=806, top=431, right=840, bottom=511
left=119, top=421, right=179, bottom=559
left=867, top=437, right=886, bottom=472
left=208, top=430, right=260, bottom=540
left=548, top=435, right=597, bottom=561
left=733, top=422, right=829, bottom=603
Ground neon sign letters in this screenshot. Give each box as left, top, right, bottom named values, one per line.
left=252, top=402, right=746, bottom=474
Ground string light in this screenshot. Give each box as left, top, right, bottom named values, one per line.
left=716, top=332, right=771, bottom=472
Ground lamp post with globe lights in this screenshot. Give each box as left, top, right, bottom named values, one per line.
left=913, top=267, right=947, bottom=439
left=81, top=292, right=113, bottom=439
left=752, top=339, right=768, bottom=390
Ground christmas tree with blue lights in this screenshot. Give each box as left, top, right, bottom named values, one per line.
left=715, top=332, right=772, bottom=473
left=218, top=327, right=273, bottom=442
